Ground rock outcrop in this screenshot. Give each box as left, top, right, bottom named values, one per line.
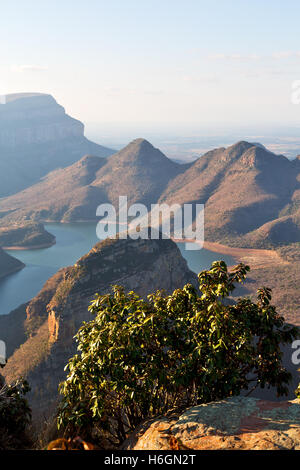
left=0, top=93, right=114, bottom=197
left=0, top=93, right=83, bottom=147
left=123, top=396, right=300, bottom=450
left=2, top=236, right=197, bottom=419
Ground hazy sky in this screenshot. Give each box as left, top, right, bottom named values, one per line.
left=1, top=0, right=300, bottom=128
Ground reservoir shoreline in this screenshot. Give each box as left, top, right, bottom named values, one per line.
left=3, top=240, right=56, bottom=251
left=0, top=222, right=286, bottom=316
left=173, top=238, right=287, bottom=270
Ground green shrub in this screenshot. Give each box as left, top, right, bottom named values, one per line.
left=58, top=261, right=299, bottom=445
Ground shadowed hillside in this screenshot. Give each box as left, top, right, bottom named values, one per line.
left=0, top=248, right=25, bottom=280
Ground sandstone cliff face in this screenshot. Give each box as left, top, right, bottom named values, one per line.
left=123, top=397, right=300, bottom=450
left=0, top=93, right=114, bottom=197
left=2, top=237, right=197, bottom=418
left=0, top=94, right=83, bottom=148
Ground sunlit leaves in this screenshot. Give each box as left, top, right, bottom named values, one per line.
left=57, top=262, right=299, bottom=445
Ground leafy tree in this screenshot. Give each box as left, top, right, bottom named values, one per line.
left=0, top=378, right=32, bottom=449
left=58, top=261, right=299, bottom=445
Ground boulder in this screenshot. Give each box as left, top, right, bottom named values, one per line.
left=123, top=397, right=300, bottom=450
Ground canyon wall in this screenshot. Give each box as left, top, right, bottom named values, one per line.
left=0, top=93, right=114, bottom=197
left=2, top=236, right=197, bottom=419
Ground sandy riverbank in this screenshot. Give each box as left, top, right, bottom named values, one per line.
left=203, top=241, right=288, bottom=270
left=172, top=238, right=288, bottom=270
left=2, top=240, right=56, bottom=251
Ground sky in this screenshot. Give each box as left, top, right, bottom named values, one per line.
left=1, top=0, right=300, bottom=131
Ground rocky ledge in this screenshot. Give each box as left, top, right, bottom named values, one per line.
left=124, top=396, right=300, bottom=450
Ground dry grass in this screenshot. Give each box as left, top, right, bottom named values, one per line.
left=2, top=321, right=51, bottom=384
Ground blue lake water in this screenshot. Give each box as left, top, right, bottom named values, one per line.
left=0, top=223, right=235, bottom=316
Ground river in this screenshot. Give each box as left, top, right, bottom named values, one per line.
left=0, top=223, right=234, bottom=316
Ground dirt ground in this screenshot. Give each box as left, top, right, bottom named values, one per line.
left=202, top=240, right=289, bottom=270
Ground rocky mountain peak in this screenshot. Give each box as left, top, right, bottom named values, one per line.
left=129, top=137, right=153, bottom=148
left=112, top=138, right=177, bottom=167
left=221, top=141, right=255, bottom=162
left=240, top=144, right=290, bottom=169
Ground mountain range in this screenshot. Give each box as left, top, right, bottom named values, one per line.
left=0, top=138, right=187, bottom=223
left=159, top=141, right=300, bottom=247
left=0, top=93, right=115, bottom=197
left=1, top=107, right=300, bottom=420
left=1, top=138, right=300, bottom=249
